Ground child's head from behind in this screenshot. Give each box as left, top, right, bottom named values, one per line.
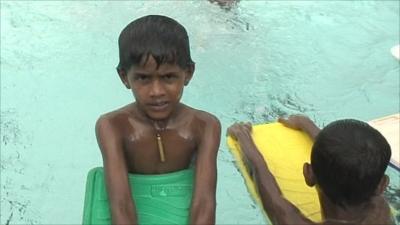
left=116, top=15, right=195, bottom=121
left=117, top=15, right=194, bottom=72
left=308, top=119, right=391, bottom=207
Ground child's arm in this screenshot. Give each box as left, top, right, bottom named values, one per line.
left=190, top=114, right=221, bottom=225
left=278, top=115, right=320, bottom=140
left=95, top=116, right=138, bottom=225
left=227, top=123, right=316, bottom=225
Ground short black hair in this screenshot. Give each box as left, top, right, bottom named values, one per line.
left=117, top=15, right=194, bottom=72
left=311, top=119, right=391, bottom=207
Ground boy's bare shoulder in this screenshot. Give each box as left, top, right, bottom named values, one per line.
left=95, top=104, right=134, bottom=134
left=185, top=105, right=220, bottom=127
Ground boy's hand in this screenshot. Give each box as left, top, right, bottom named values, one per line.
left=279, top=115, right=320, bottom=140
left=278, top=115, right=312, bottom=131
left=227, top=122, right=263, bottom=165
left=227, top=122, right=252, bottom=140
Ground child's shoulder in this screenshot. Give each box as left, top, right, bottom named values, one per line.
left=182, top=105, right=221, bottom=133
left=95, top=104, right=134, bottom=132
left=184, top=104, right=220, bottom=124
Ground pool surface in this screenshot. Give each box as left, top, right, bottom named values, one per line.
left=1, top=1, right=399, bottom=224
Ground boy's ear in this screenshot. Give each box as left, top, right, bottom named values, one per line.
left=303, top=163, right=317, bottom=187
left=184, top=63, right=195, bottom=86
left=375, top=175, right=389, bottom=195
left=117, top=68, right=130, bottom=89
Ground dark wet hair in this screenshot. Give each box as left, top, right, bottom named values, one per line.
left=311, top=119, right=391, bottom=207
left=116, top=15, right=194, bottom=72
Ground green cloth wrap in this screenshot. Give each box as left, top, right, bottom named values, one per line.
left=82, top=167, right=194, bottom=225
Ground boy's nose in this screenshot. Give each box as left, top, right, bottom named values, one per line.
left=149, top=80, right=166, bottom=97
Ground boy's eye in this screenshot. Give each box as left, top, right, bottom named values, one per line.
left=162, top=73, right=178, bottom=80
left=134, top=74, right=150, bottom=81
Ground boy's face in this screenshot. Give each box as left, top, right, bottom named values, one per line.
left=120, top=55, right=193, bottom=121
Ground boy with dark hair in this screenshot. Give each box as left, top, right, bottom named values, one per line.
left=227, top=115, right=394, bottom=225
left=96, top=15, right=221, bottom=224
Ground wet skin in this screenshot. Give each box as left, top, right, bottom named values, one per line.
left=96, top=56, right=221, bottom=225
left=227, top=115, right=393, bottom=225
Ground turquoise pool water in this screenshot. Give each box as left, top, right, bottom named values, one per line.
left=1, top=1, right=399, bottom=224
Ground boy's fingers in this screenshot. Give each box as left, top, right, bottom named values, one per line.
left=227, top=122, right=241, bottom=137
left=278, top=117, right=292, bottom=128
left=278, top=117, right=287, bottom=123
left=226, top=125, right=235, bottom=136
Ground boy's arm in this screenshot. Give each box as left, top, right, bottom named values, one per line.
left=227, top=123, right=316, bottom=225
left=95, top=116, right=138, bottom=225
left=190, top=115, right=221, bottom=225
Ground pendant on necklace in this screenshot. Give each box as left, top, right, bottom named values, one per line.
left=156, top=133, right=166, bottom=162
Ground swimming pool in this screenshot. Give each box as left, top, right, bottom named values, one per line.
left=1, top=1, right=399, bottom=224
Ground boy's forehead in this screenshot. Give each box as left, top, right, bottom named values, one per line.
left=131, top=55, right=183, bottom=73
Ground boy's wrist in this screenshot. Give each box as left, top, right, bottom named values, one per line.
left=251, top=152, right=266, bottom=166
left=300, top=117, right=320, bottom=140
left=299, top=117, right=313, bottom=130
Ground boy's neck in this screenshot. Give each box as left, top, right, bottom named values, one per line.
left=132, top=102, right=183, bottom=129
left=320, top=193, right=371, bottom=223
left=153, top=120, right=167, bottom=132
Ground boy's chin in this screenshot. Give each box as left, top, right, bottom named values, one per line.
left=145, top=111, right=172, bottom=121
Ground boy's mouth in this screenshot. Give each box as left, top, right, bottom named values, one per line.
left=147, top=101, right=169, bottom=111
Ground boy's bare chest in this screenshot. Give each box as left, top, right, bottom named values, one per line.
left=122, top=129, right=197, bottom=174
